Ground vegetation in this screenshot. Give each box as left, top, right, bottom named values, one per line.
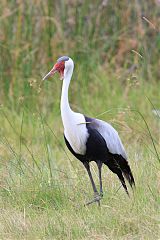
left=0, top=0, right=159, bottom=239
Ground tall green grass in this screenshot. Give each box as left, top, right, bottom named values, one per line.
left=0, top=0, right=160, bottom=239
left=0, top=0, right=160, bottom=103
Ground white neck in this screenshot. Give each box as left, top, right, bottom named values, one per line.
left=60, top=59, right=89, bottom=155
left=60, top=65, right=74, bottom=124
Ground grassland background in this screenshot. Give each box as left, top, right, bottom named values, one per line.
left=0, top=0, right=160, bottom=239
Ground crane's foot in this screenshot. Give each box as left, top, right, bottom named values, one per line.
left=100, top=191, right=103, bottom=198
left=85, top=193, right=102, bottom=206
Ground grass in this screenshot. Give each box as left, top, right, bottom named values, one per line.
left=0, top=0, right=160, bottom=239
left=0, top=136, right=159, bottom=240
left=0, top=76, right=159, bottom=239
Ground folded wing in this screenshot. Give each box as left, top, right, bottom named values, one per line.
left=85, top=116, right=127, bottom=160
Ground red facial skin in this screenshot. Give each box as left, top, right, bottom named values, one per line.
left=43, top=61, right=65, bottom=81
left=53, top=61, right=65, bottom=79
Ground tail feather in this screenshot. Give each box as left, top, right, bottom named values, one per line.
left=115, top=155, right=135, bottom=188
left=104, top=154, right=135, bottom=195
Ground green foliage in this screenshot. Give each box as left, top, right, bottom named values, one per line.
left=0, top=0, right=159, bottom=239
left=0, top=0, right=160, bottom=102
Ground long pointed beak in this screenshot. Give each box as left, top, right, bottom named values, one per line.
left=42, top=67, right=57, bottom=81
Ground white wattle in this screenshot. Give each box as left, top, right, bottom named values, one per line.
left=60, top=60, right=89, bottom=155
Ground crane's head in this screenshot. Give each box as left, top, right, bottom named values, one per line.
left=42, top=56, right=74, bottom=81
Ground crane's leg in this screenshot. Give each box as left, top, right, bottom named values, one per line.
left=83, top=162, right=101, bottom=206
left=96, top=160, right=103, bottom=197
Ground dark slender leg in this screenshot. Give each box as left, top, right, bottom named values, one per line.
left=96, top=160, right=103, bottom=197
left=83, top=162, right=98, bottom=194
left=83, top=162, right=101, bottom=206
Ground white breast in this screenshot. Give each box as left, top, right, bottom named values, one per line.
left=63, top=112, right=89, bottom=155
